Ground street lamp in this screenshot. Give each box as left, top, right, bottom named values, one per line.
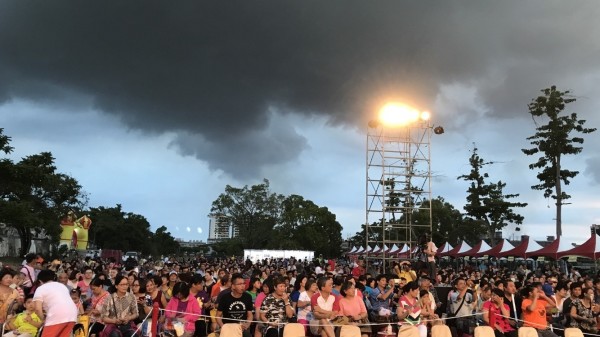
left=365, top=103, right=438, bottom=273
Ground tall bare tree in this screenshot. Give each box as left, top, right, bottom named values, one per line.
left=522, top=86, right=596, bottom=237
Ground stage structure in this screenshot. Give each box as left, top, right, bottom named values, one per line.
left=365, top=104, right=437, bottom=271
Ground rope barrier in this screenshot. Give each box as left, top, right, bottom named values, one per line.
left=158, top=307, right=478, bottom=327
left=129, top=307, right=153, bottom=337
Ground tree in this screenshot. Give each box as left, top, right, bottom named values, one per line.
left=210, top=179, right=284, bottom=248
left=522, top=86, right=596, bottom=237
left=88, top=204, right=154, bottom=254
left=273, top=194, right=343, bottom=257
left=411, top=197, right=474, bottom=245
left=0, top=129, right=86, bottom=255
left=152, top=226, right=181, bottom=256
left=458, top=146, right=527, bottom=245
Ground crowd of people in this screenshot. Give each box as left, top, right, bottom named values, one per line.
left=1, top=249, right=600, bottom=337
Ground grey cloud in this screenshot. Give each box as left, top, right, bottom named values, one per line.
left=585, top=156, right=600, bottom=185
left=0, top=1, right=599, bottom=178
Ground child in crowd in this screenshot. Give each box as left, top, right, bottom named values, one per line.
left=3, top=295, right=42, bottom=337
left=70, top=288, right=85, bottom=316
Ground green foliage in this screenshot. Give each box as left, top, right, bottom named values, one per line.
left=522, top=86, right=596, bottom=236
left=211, top=179, right=284, bottom=249
left=412, top=197, right=472, bottom=245
left=458, top=146, right=527, bottom=244
left=88, top=205, right=179, bottom=256
left=0, top=129, right=87, bottom=255
left=210, top=180, right=344, bottom=257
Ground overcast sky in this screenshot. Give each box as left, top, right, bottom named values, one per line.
left=1, top=1, right=599, bottom=245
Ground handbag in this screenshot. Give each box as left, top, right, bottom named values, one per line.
left=99, top=294, right=138, bottom=337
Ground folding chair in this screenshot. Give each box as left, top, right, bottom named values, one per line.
left=474, top=326, right=495, bottom=337
left=1, top=300, right=19, bottom=336
left=564, top=328, right=584, bottom=337
left=397, top=325, right=420, bottom=337
left=431, top=324, right=453, bottom=337
left=220, top=323, right=243, bottom=337
left=518, top=326, right=538, bottom=337
left=283, top=322, right=307, bottom=337
left=339, top=325, right=361, bottom=337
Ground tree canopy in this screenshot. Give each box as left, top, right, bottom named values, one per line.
left=522, top=86, right=596, bottom=237
left=0, top=128, right=86, bottom=256
left=210, top=180, right=343, bottom=257
left=458, top=146, right=527, bottom=245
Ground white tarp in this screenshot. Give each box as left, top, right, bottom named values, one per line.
left=244, top=249, right=315, bottom=262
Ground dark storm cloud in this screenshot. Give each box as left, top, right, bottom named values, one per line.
left=0, top=1, right=598, bottom=177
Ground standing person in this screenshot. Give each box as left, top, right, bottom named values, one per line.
left=32, top=269, right=78, bottom=337
left=216, top=273, right=253, bottom=337
left=100, top=274, right=139, bottom=337
left=420, top=233, right=437, bottom=282
left=19, top=254, right=39, bottom=296
left=521, top=285, right=559, bottom=337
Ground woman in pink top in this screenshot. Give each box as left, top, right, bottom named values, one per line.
left=338, top=281, right=370, bottom=337
left=164, top=282, right=201, bottom=337
left=253, top=279, right=271, bottom=337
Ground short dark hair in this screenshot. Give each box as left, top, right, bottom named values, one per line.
left=570, top=282, right=583, bottom=291
left=231, top=273, right=244, bottom=284
left=317, top=276, right=330, bottom=290
left=173, top=282, right=190, bottom=299
left=375, top=274, right=387, bottom=282
left=37, top=269, right=56, bottom=283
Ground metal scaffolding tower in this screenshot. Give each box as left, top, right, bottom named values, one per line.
left=365, top=119, right=433, bottom=272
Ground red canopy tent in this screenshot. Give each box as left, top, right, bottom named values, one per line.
left=442, top=241, right=472, bottom=258
left=437, top=242, right=453, bottom=256
left=557, top=234, right=600, bottom=259
left=497, top=236, right=543, bottom=258
left=527, top=237, right=574, bottom=260
left=478, top=239, right=515, bottom=258
left=456, top=240, right=492, bottom=258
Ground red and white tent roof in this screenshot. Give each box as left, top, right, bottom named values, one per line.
left=528, top=236, right=573, bottom=260
left=442, top=241, right=472, bottom=258
left=497, top=237, right=543, bottom=258
left=456, top=240, right=492, bottom=258
left=437, top=242, right=453, bottom=255
left=558, top=234, right=600, bottom=259
left=478, top=239, right=515, bottom=257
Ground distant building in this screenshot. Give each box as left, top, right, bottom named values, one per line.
left=208, top=214, right=235, bottom=243
left=175, top=239, right=205, bottom=248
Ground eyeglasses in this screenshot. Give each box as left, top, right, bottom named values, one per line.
left=118, top=283, right=129, bottom=286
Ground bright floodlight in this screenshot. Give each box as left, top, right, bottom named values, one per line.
left=420, top=111, right=431, bottom=121
left=379, top=103, right=420, bottom=127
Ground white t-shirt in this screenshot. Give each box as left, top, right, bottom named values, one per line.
left=33, top=281, right=78, bottom=325
left=297, top=291, right=313, bottom=321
